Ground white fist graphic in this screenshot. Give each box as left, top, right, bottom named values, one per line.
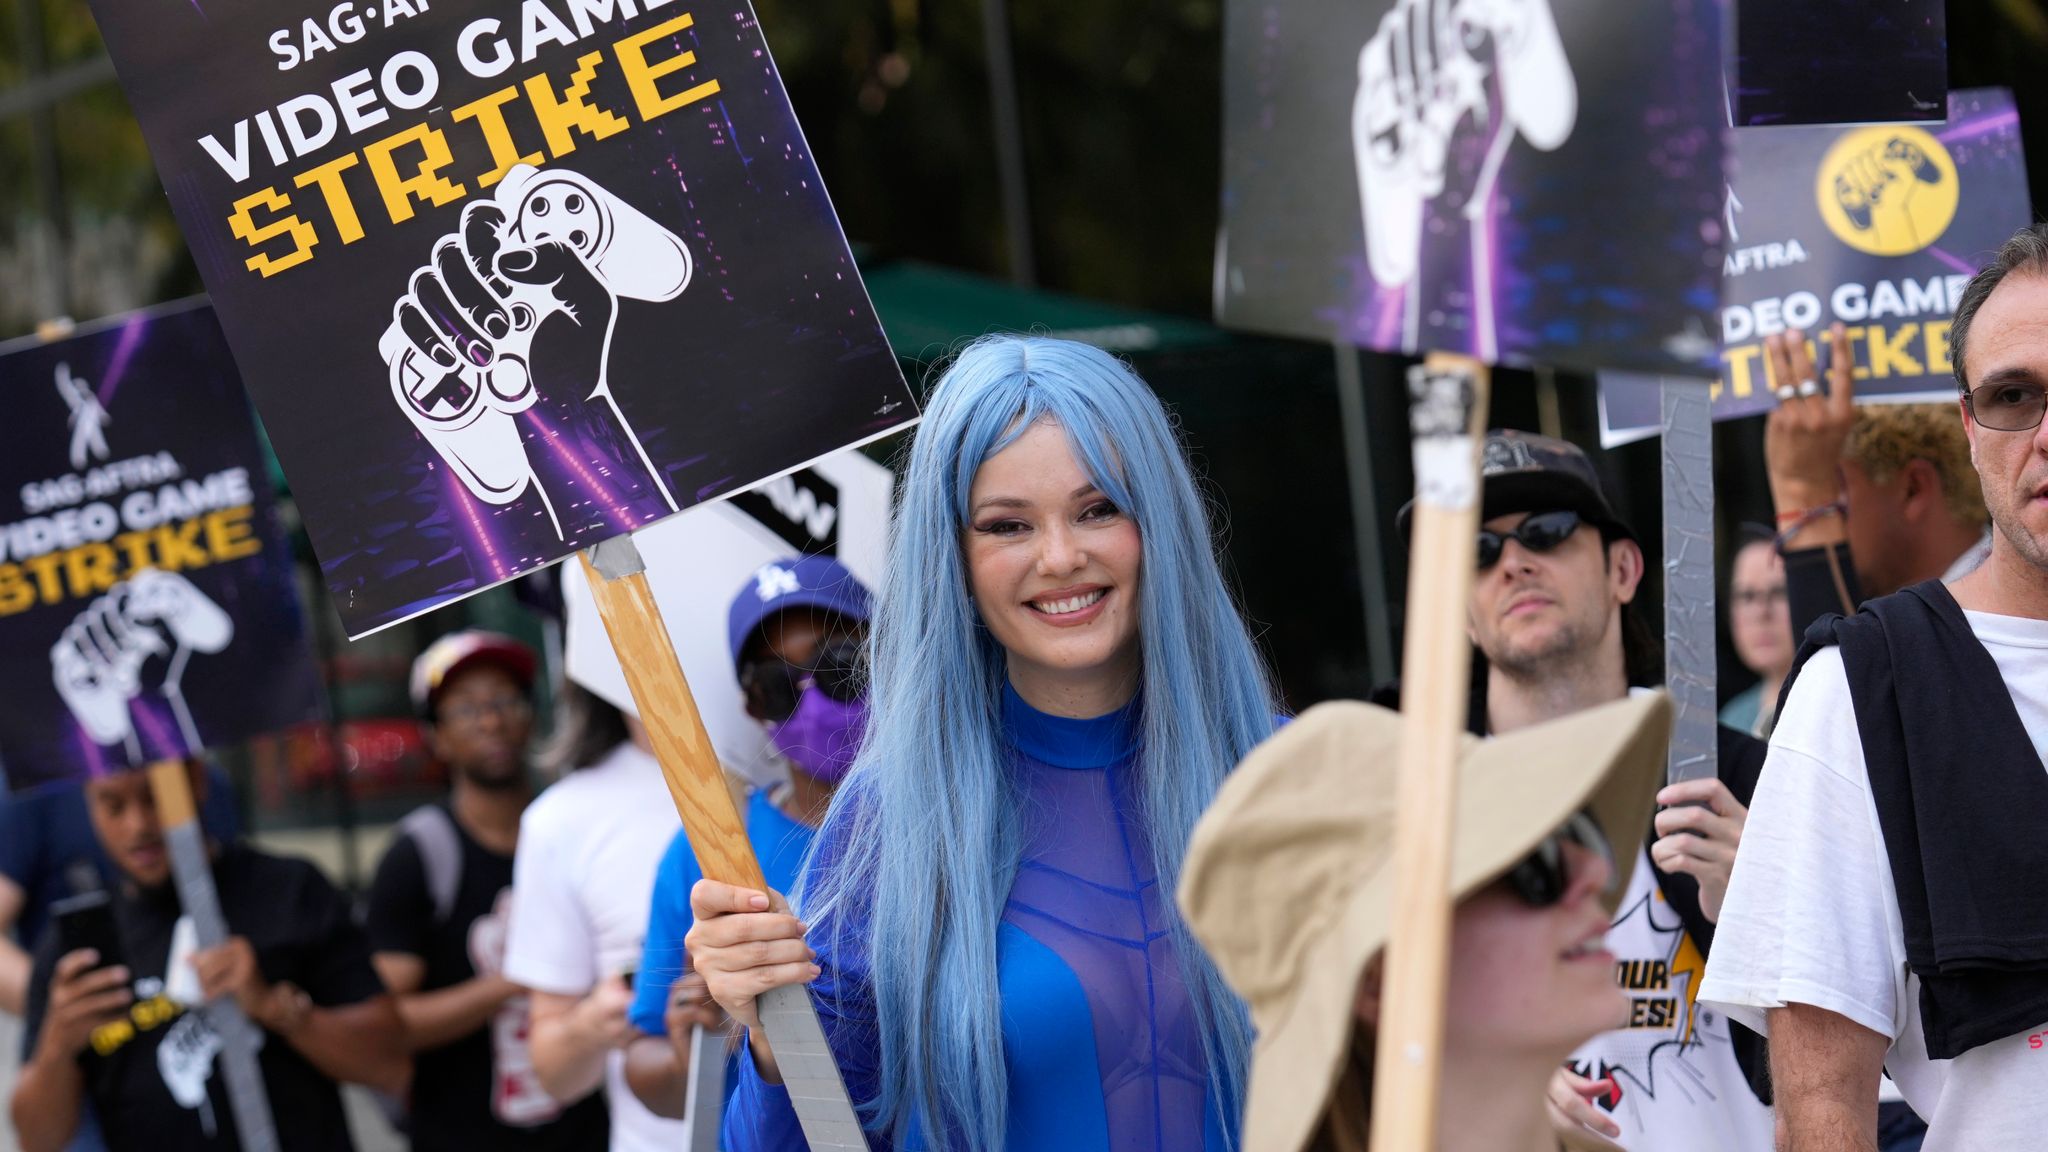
left=51, top=569, right=233, bottom=759
left=1352, top=0, right=1576, bottom=288
left=382, top=165, right=692, bottom=533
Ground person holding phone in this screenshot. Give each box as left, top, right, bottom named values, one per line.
left=8, top=758, right=406, bottom=1152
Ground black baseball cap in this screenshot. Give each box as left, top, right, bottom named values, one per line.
left=1397, top=430, right=1636, bottom=544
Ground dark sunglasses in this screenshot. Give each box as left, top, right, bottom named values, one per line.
left=1477, top=510, right=1584, bottom=571
left=738, top=635, right=865, bottom=723
left=1965, top=380, right=2048, bottom=432
left=1502, top=810, right=1615, bottom=908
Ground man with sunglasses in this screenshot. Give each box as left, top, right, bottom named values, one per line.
left=1700, top=226, right=2048, bottom=1151
left=621, top=555, right=872, bottom=1125
left=1397, top=430, right=1774, bottom=1150
left=364, top=632, right=609, bottom=1152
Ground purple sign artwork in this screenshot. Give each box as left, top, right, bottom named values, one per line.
left=84, top=0, right=917, bottom=636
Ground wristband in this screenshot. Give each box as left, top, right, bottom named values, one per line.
left=1774, top=501, right=1847, bottom=548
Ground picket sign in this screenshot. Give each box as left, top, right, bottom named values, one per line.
left=1368, top=353, right=1491, bottom=1149
left=578, top=536, right=867, bottom=1149
left=145, top=760, right=281, bottom=1152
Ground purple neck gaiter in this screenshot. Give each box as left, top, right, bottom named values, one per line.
left=769, top=690, right=867, bottom=783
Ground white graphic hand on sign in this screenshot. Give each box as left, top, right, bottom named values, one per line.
left=382, top=165, right=693, bottom=537
left=51, top=569, right=234, bottom=760
left=1351, top=0, right=1575, bottom=355
left=55, top=362, right=112, bottom=473
left=156, top=1011, right=225, bottom=1137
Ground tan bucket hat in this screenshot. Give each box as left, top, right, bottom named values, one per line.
left=1178, top=693, right=1671, bottom=1152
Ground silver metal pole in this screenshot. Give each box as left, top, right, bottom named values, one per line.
left=1660, top=377, right=1718, bottom=784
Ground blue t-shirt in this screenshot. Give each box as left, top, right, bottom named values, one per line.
left=724, top=685, right=1237, bottom=1152
left=0, top=768, right=242, bottom=951
left=630, top=788, right=816, bottom=1036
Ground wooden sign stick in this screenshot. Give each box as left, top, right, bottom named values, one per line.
left=145, top=759, right=281, bottom=1152
left=578, top=535, right=866, bottom=1150
left=1368, top=353, right=1490, bottom=1150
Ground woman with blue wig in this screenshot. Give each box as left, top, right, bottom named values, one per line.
left=687, top=335, right=1280, bottom=1151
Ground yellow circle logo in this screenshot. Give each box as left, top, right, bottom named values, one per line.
left=1815, top=125, right=1959, bottom=257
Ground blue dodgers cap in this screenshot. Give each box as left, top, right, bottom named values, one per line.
left=726, top=555, right=874, bottom=667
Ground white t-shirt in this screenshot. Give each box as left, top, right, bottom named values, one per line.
left=1563, top=847, right=1775, bottom=1151
left=1699, top=609, right=2048, bottom=1150
left=504, top=741, right=685, bottom=1152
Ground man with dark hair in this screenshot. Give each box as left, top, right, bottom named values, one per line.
left=9, top=759, right=406, bottom=1152
left=365, top=631, right=609, bottom=1152
left=1396, top=431, right=1773, bottom=1150
left=1703, top=222, right=2048, bottom=1149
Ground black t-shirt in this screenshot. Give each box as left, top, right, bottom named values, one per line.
left=365, top=807, right=608, bottom=1152
left=24, top=844, right=383, bottom=1152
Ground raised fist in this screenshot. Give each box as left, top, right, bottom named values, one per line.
left=1351, top=0, right=1576, bottom=288
left=1831, top=136, right=1945, bottom=247
left=383, top=165, right=693, bottom=533
left=51, top=569, right=233, bottom=758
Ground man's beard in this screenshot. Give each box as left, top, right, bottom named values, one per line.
left=459, top=760, right=528, bottom=792
left=1488, top=612, right=1604, bottom=682
left=1988, top=497, right=2048, bottom=573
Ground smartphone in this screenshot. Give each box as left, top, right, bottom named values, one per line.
left=52, top=891, right=124, bottom=971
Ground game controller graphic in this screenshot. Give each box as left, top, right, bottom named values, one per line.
left=51, top=568, right=233, bottom=761
left=1351, top=0, right=1576, bottom=353
left=1833, top=138, right=1943, bottom=233
left=382, top=164, right=692, bottom=534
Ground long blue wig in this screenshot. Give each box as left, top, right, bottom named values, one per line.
left=799, top=335, right=1277, bottom=1148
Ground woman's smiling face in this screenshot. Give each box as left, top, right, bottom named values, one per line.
left=963, top=417, right=1143, bottom=716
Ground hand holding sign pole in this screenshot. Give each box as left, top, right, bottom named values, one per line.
left=1368, top=353, right=1489, bottom=1150
left=579, top=536, right=868, bottom=1150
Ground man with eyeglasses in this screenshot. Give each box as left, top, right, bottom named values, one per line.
left=364, top=632, right=609, bottom=1152
left=1701, top=225, right=2048, bottom=1150
left=1392, top=431, right=1775, bottom=1150
left=620, top=555, right=872, bottom=1128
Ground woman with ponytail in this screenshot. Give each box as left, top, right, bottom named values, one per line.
left=686, top=336, right=1279, bottom=1150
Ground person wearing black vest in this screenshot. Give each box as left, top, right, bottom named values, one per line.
left=1389, top=430, right=1775, bottom=1151
left=365, top=631, right=610, bottom=1152
left=1700, top=223, right=2048, bottom=1151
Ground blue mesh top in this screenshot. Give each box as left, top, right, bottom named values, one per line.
left=724, top=683, right=1231, bottom=1152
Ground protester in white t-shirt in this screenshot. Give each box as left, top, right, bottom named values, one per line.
left=503, top=683, right=684, bottom=1152
left=1398, top=430, right=1773, bottom=1151
left=1700, top=225, right=2048, bottom=1151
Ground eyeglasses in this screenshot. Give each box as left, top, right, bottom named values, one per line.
left=1503, top=810, right=1614, bottom=908
left=439, top=695, right=533, bottom=728
left=739, top=635, right=865, bottom=723
left=1730, top=584, right=1787, bottom=610
left=1966, top=380, right=2048, bottom=432
left=1477, top=510, right=1583, bottom=571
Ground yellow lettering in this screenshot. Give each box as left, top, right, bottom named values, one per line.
left=1866, top=323, right=1925, bottom=378
left=453, top=85, right=543, bottom=189
left=1844, top=327, right=1872, bottom=380
left=616, top=13, right=722, bottom=122
left=294, top=154, right=367, bottom=245
left=524, top=52, right=629, bottom=159
left=61, top=543, right=119, bottom=599
left=0, top=565, right=33, bottom=616
left=203, top=506, right=262, bottom=562
left=227, top=186, right=317, bottom=277
left=365, top=124, right=468, bottom=225
left=1925, top=319, right=1953, bottom=376
left=113, top=531, right=155, bottom=574
left=152, top=521, right=211, bottom=572
left=23, top=553, right=63, bottom=606
left=1723, top=344, right=1762, bottom=400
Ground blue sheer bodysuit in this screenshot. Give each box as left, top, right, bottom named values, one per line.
left=725, top=684, right=1229, bottom=1151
